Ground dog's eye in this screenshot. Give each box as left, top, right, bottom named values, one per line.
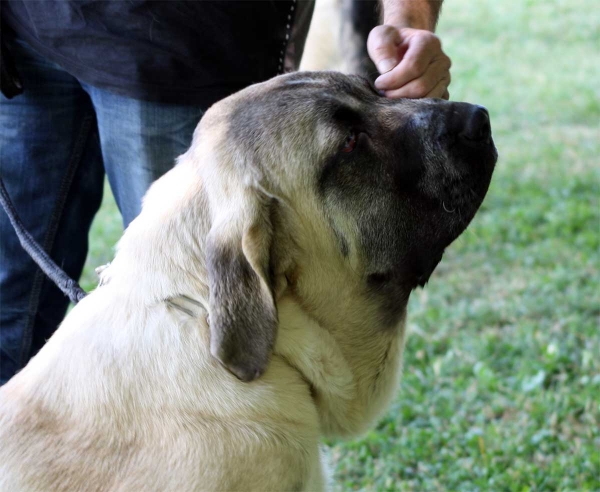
left=341, top=131, right=358, bottom=153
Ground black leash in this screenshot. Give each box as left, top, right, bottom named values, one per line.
left=0, top=176, right=87, bottom=304
left=1, top=31, right=85, bottom=304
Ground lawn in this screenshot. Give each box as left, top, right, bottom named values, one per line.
left=81, top=0, right=599, bottom=490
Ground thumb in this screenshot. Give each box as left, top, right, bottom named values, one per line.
left=367, top=25, right=402, bottom=74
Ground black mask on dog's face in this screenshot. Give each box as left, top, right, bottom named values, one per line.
left=315, top=76, right=497, bottom=324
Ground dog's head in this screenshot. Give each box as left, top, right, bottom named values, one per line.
left=192, top=71, right=497, bottom=381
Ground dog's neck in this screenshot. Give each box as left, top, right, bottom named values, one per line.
left=105, top=160, right=211, bottom=307
left=102, top=159, right=406, bottom=439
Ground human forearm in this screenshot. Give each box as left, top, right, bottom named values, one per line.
left=380, top=0, right=443, bottom=31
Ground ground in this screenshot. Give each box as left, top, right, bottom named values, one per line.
left=80, top=0, right=599, bottom=490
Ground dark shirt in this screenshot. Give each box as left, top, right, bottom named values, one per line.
left=3, top=0, right=311, bottom=105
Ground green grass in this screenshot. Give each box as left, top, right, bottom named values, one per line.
left=81, top=0, right=599, bottom=489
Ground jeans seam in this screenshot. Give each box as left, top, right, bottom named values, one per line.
left=18, top=111, right=96, bottom=367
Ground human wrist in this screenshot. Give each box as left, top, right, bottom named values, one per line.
left=383, top=14, right=433, bottom=31
left=381, top=1, right=439, bottom=31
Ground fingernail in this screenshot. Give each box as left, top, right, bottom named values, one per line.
left=374, top=75, right=387, bottom=90
left=377, top=58, right=397, bottom=74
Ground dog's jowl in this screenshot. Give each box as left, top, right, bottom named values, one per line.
left=0, top=72, right=496, bottom=491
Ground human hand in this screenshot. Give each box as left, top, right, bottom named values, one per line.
left=367, top=26, right=451, bottom=99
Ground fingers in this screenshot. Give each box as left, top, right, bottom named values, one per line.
left=367, top=25, right=403, bottom=75
left=374, top=29, right=440, bottom=89
left=425, top=75, right=451, bottom=99
left=381, top=56, right=451, bottom=99
left=369, top=26, right=452, bottom=100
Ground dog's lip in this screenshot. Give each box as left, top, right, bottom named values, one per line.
left=438, top=156, right=495, bottom=222
left=458, top=124, right=492, bottom=149
left=451, top=137, right=498, bottom=183
left=480, top=137, right=499, bottom=160
left=440, top=176, right=491, bottom=212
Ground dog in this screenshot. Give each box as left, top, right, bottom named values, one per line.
left=0, top=71, right=496, bottom=491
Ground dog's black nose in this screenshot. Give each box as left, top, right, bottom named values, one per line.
left=459, top=105, right=491, bottom=144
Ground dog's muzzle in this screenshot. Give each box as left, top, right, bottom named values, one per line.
left=456, top=105, right=492, bottom=147
left=440, top=101, right=498, bottom=175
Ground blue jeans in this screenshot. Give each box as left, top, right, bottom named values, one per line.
left=0, top=36, right=204, bottom=384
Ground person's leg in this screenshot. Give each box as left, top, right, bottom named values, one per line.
left=84, top=85, right=205, bottom=227
left=0, top=36, right=104, bottom=384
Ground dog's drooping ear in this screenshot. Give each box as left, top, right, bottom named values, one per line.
left=206, top=193, right=276, bottom=382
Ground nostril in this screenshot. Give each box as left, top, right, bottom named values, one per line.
left=459, top=106, right=491, bottom=143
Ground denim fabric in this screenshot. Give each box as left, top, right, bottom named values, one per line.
left=0, top=37, right=204, bottom=384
